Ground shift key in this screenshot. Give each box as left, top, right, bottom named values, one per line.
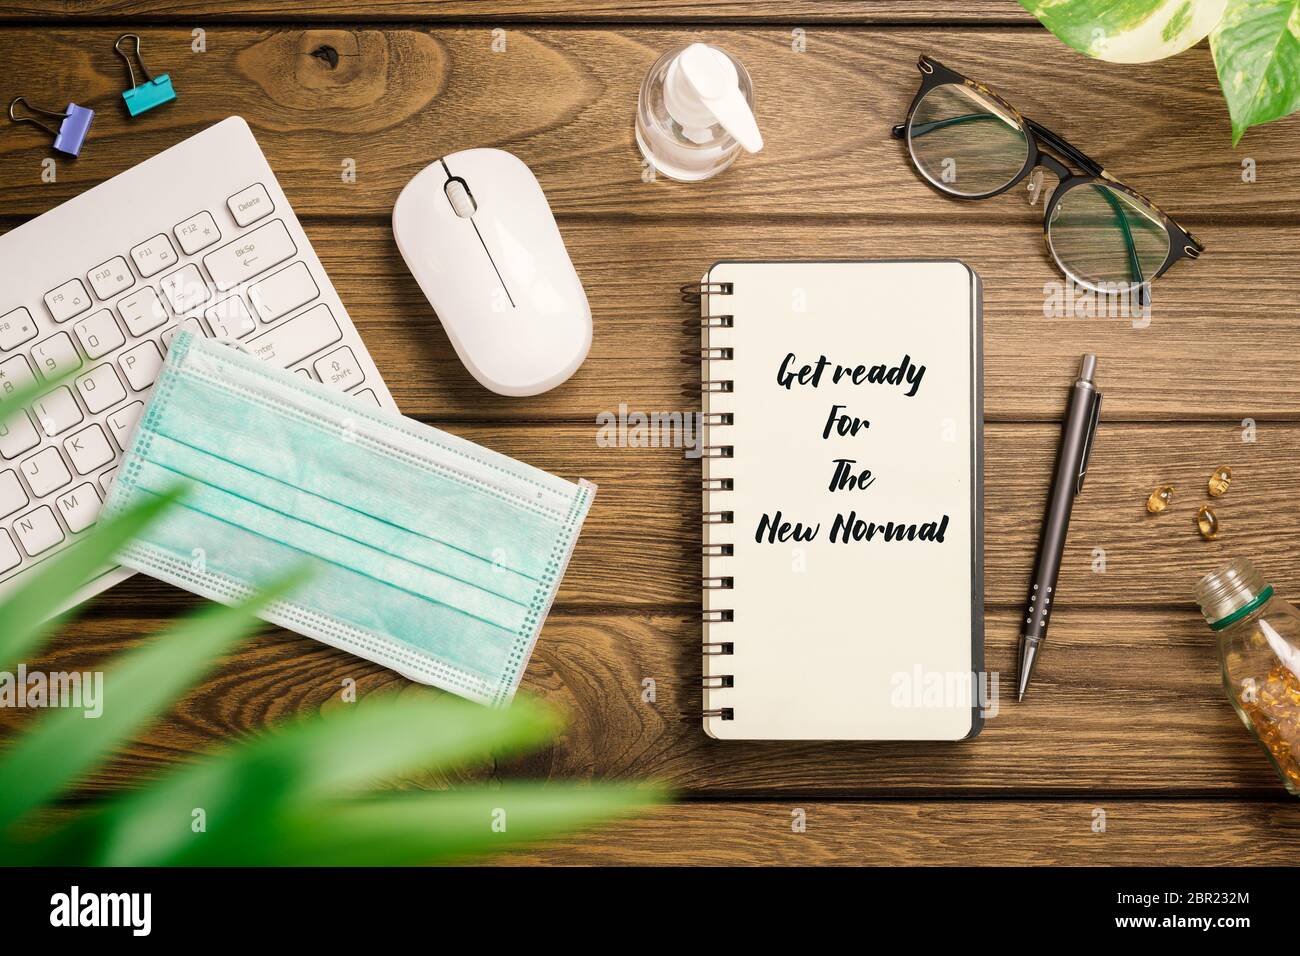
left=247, top=304, right=340, bottom=367
left=203, top=219, right=297, bottom=292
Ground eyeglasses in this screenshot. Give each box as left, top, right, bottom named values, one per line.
left=892, top=55, right=1203, bottom=305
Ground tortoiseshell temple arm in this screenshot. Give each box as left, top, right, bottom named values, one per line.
left=898, top=112, right=1146, bottom=290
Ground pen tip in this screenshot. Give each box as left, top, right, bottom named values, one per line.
left=1016, top=639, right=1039, bottom=702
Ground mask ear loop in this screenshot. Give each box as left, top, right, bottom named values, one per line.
left=114, top=33, right=152, bottom=90
left=8, top=96, right=66, bottom=139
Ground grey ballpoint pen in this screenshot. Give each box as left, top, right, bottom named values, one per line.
left=1016, top=354, right=1102, bottom=701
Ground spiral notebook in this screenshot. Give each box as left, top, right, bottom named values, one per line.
left=696, top=260, right=984, bottom=741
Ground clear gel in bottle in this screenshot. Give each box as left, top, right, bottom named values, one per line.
left=635, top=42, right=763, bottom=182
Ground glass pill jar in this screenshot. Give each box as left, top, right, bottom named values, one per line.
left=1196, top=558, right=1300, bottom=795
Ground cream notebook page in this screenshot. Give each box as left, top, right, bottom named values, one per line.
left=701, top=261, right=983, bottom=740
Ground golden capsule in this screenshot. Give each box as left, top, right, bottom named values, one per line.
left=1146, top=484, right=1174, bottom=513
left=1196, top=504, right=1220, bottom=540
left=1208, top=465, right=1233, bottom=497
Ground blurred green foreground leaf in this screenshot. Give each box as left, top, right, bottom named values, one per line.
left=0, top=375, right=662, bottom=864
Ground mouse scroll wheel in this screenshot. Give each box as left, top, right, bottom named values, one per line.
left=444, top=178, right=477, bottom=218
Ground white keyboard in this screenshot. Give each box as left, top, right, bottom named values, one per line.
left=0, top=116, right=396, bottom=607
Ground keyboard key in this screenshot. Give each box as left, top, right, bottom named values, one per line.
left=353, top=388, right=381, bottom=407
left=73, top=310, right=126, bottom=359
left=65, top=423, right=115, bottom=475
left=30, top=331, right=83, bottom=380
left=247, top=303, right=340, bottom=367
left=0, top=529, right=19, bottom=573
left=160, top=264, right=212, bottom=314
left=161, top=316, right=208, bottom=352
left=130, top=234, right=178, bottom=278
left=106, top=402, right=143, bottom=451
left=55, top=483, right=101, bottom=533
left=294, top=368, right=313, bottom=379
left=44, top=278, right=92, bottom=323
left=13, top=505, right=64, bottom=556
left=20, top=446, right=72, bottom=497
left=203, top=219, right=297, bottom=292
left=32, top=387, right=83, bottom=437
left=75, top=364, right=128, bottom=415
left=0, top=354, right=37, bottom=397
left=314, top=345, right=365, bottom=391
left=87, top=256, right=135, bottom=300
left=0, top=411, right=40, bottom=460
left=0, top=308, right=39, bottom=351
left=0, top=469, right=27, bottom=519
left=118, top=286, right=169, bottom=337
left=227, top=183, right=274, bottom=226
left=99, top=468, right=117, bottom=495
left=248, top=261, right=319, bottom=322
left=174, top=210, right=222, bottom=255
left=119, top=341, right=164, bottom=391
left=205, top=296, right=257, bottom=339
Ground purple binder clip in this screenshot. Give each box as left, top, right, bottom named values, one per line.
left=8, top=97, right=94, bottom=157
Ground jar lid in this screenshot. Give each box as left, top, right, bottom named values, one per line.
left=1196, top=558, right=1272, bottom=629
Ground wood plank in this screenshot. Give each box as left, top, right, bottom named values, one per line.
left=26, top=797, right=1294, bottom=865
left=0, top=27, right=1287, bottom=220
left=58, top=420, right=1300, bottom=610
left=5, top=606, right=1291, bottom=795
left=278, top=222, right=1300, bottom=421
left=0, top=0, right=1036, bottom=22
left=0, top=7, right=1294, bottom=832
left=17, top=215, right=1298, bottom=421
left=493, top=800, right=1300, bottom=865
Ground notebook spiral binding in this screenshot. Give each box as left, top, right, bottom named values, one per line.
left=680, top=281, right=733, bottom=302
left=695, top=278, right=736, bottom=722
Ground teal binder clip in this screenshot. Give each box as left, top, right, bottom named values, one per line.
left=115, top=34, right=176, bottom=117
left=8, top=97, right=94, bottom=156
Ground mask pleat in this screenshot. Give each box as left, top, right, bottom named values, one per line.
left=129, top=456, right=531, bottom=634
left=128, top=488, right=521, bottom=691
left=161, top=372, right=564, bottom=579
left=101, top=333, right=595, bottom=705
left=142, top=430, right=540, bottom=606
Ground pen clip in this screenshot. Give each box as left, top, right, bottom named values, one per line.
left=1076, top=390, right=1102, bottom=494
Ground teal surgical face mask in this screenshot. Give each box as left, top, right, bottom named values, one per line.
left=101, top=332, right=595, bottom=706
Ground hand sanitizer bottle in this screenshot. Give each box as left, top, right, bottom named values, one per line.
left=636, top=42, right=763, bottom=182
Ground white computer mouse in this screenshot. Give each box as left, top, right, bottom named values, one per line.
left=392, top=148, right=592, bottom=397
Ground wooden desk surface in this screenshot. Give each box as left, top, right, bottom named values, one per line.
left=4, top=1, right=1299, bottom=865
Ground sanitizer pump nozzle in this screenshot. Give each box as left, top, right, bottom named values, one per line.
left=636, top=42, right=762, bottom=182
left=665, top=44, right=763, bottom=151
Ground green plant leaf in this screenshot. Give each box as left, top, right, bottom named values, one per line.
left=143, top=785, right=663, bottom=866
left=0, top=565, right=311, bottom=834
left=0, top=485, right=187, bottom=666
left=83, top=693, right=568, bottom=865
left=1020, top=0, right=1229, bottom=62
left=0, top=365, right=79, bottom=421
left=1211, top=0, right=1300, bottom=143
left=4, top=695, right=666, bottom=867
